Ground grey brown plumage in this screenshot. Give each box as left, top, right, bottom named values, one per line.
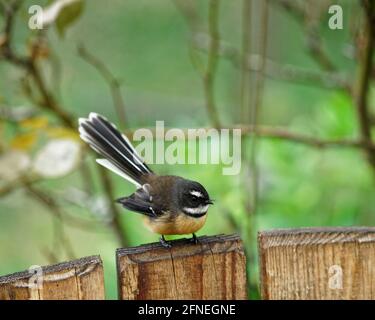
left=78, top=113, right=213, bottom=238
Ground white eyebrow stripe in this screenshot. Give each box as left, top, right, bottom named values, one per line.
left=183, top=204, right=209, bottom=215
left=190, top=190, right=204, bottom=198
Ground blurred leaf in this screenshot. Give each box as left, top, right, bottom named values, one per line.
left=10, top=132, right=38, bottom=150
left=316, top=94, right=356, bottom=138
left=20, top=116, right=49, bottom=130
left=89, top=195, right=112, bottom=222
left=41, top=0, right=84, bottom=37
left=32, top=139, right=82, bottom=178
left=0, top=106, right=36, bottom=122
left=55, top=0, right=84, bottom=37
left=46, top=127, right=80, bottom=140
left=0, top=151, right=31, bottom=183
left=33, top=139, right=81, bottom=178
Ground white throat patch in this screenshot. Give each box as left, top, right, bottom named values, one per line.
left=183, top=204, right=209, bottom=215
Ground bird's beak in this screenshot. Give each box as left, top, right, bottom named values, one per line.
left=206, top=199, right=214, bottom=205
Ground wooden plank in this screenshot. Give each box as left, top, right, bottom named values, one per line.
left=0, top=255, right=105, bottom=300
left=258, top=227, right=375, bottom=300
left=116, top=234, right=247, bottom=300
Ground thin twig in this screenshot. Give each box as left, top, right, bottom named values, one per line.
left=26, top=184, right=76, bottom=260
left=193, top=34, right=350, bottom=91
left=172, top=0, right=201, bottom=33
left=0, top=0, right=29, bottom=67
left=122, top=125, right=375, bottom=151
left=355, top=1, right=375, bottom=172
left=240, top=0, right=252, bottom=122
left=305, top=28, right=337, bottom=72
left=49, top=45, right=64, bottom=99
left=0, top=176, right=39, bottom=197
left=97, top=166, right=129, bottom=247
left=0, top=2, right=73, bottom=127
left=28, top=61, right=75, bottom=128
left=223, top=208, right=240, bottom=232
left=271, top=0, right=337, bottom=72
left=250, top=0, right=269, bottom=213
left=247, top=0, right=270, bottom=219
left=238, top=0, right=255, bottom=298
left=78, top=45, right=127, bottom=128
left=79, top=160, right=94, bottom=196
left=238, top=125, right=375, bottom=150
left=269, top=0, right=304, bottom=20
left=172, top=0, right=206, bottom=76
left=248, top=0, right=269, bottom=297
left=203, top=0, right=221, bottom=128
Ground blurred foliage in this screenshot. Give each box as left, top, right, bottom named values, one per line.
left=0, top=0, right=374, bottom=300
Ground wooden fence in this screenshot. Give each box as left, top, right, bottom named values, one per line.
left=117, top=234, right=246, bottom=299
left=1, top=227, right=375, bottom=300
left=0, top=256, right=104, bottom=300
left=258, top=227, right=375, bottom=300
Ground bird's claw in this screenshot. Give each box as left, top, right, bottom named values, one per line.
left=160, top=236, right=172, bottom=248
left=190, top=233, right=199, bottom=245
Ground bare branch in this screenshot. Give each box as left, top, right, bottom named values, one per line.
left=305, top=27, right=337, bottom=72
left=0, top=5, right=129, bottom=247
left=249, top=0, right=269, bottom=217
left=237, top=125, right=375, bottom=150
left=269, top=0, right=304, bottom=20
left=78, top=45, right=127, bottom=128
left=27, top=61, right=75, bottom=128
left=240, top=0, right=252, bottom=122
left=355, top=1, right=375, bottom=171
left=172, top=0, right=201, bottom=33
left=97, top=166, right=129, bottom=247
left=0, top=2, right=74, bottom=127
left=0, top=0, right=29, bottom=67
left=271, top=0, right=338, bottom=73
left=0, top=176, right=39, bottom=197
left=193, top=34, right=350, bottom=91
left=26, top=184, right=76, bottom=260
left=116, top=125, right=375, bottom=151
left=203, top=0, right=222, bottom=128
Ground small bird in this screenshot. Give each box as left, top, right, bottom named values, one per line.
left=78, top=113, right=213, bottom=248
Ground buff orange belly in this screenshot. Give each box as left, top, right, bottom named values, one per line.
left=143, top=213, right=207, bottom=235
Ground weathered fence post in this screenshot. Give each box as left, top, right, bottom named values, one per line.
left=0, top=255, right=105, bottom=300
left=258, top=227, right=375, bottom=300
left=116, top=234, right=247, bottom=300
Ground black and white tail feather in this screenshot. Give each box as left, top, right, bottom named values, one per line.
left=78, top=113, right=152, bottom=188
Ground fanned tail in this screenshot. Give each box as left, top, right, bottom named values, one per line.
left=78, top=113, right=152, bottom=187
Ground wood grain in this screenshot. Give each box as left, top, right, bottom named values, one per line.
left=258, top=227, right=375, bottom=300
left=0, top=255, right=105, bottom=300
left=116, top=234, right=247, bottom=300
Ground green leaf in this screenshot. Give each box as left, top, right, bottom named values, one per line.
left=55, top=0, right=84, bottom=38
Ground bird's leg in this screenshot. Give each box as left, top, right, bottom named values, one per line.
left=160, top=235, right=171, bottom=248
left=190, top=233, right=199, bottom=244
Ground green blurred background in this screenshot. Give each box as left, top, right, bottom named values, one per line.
left=0, top=0, right=374, bottom=299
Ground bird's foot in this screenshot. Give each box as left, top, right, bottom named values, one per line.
left=190, top=233, right=199, bottom=245
left=160, top=235, right=172, bottom=248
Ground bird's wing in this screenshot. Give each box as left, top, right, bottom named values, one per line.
left=116, top=184, right=161, bottom=217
